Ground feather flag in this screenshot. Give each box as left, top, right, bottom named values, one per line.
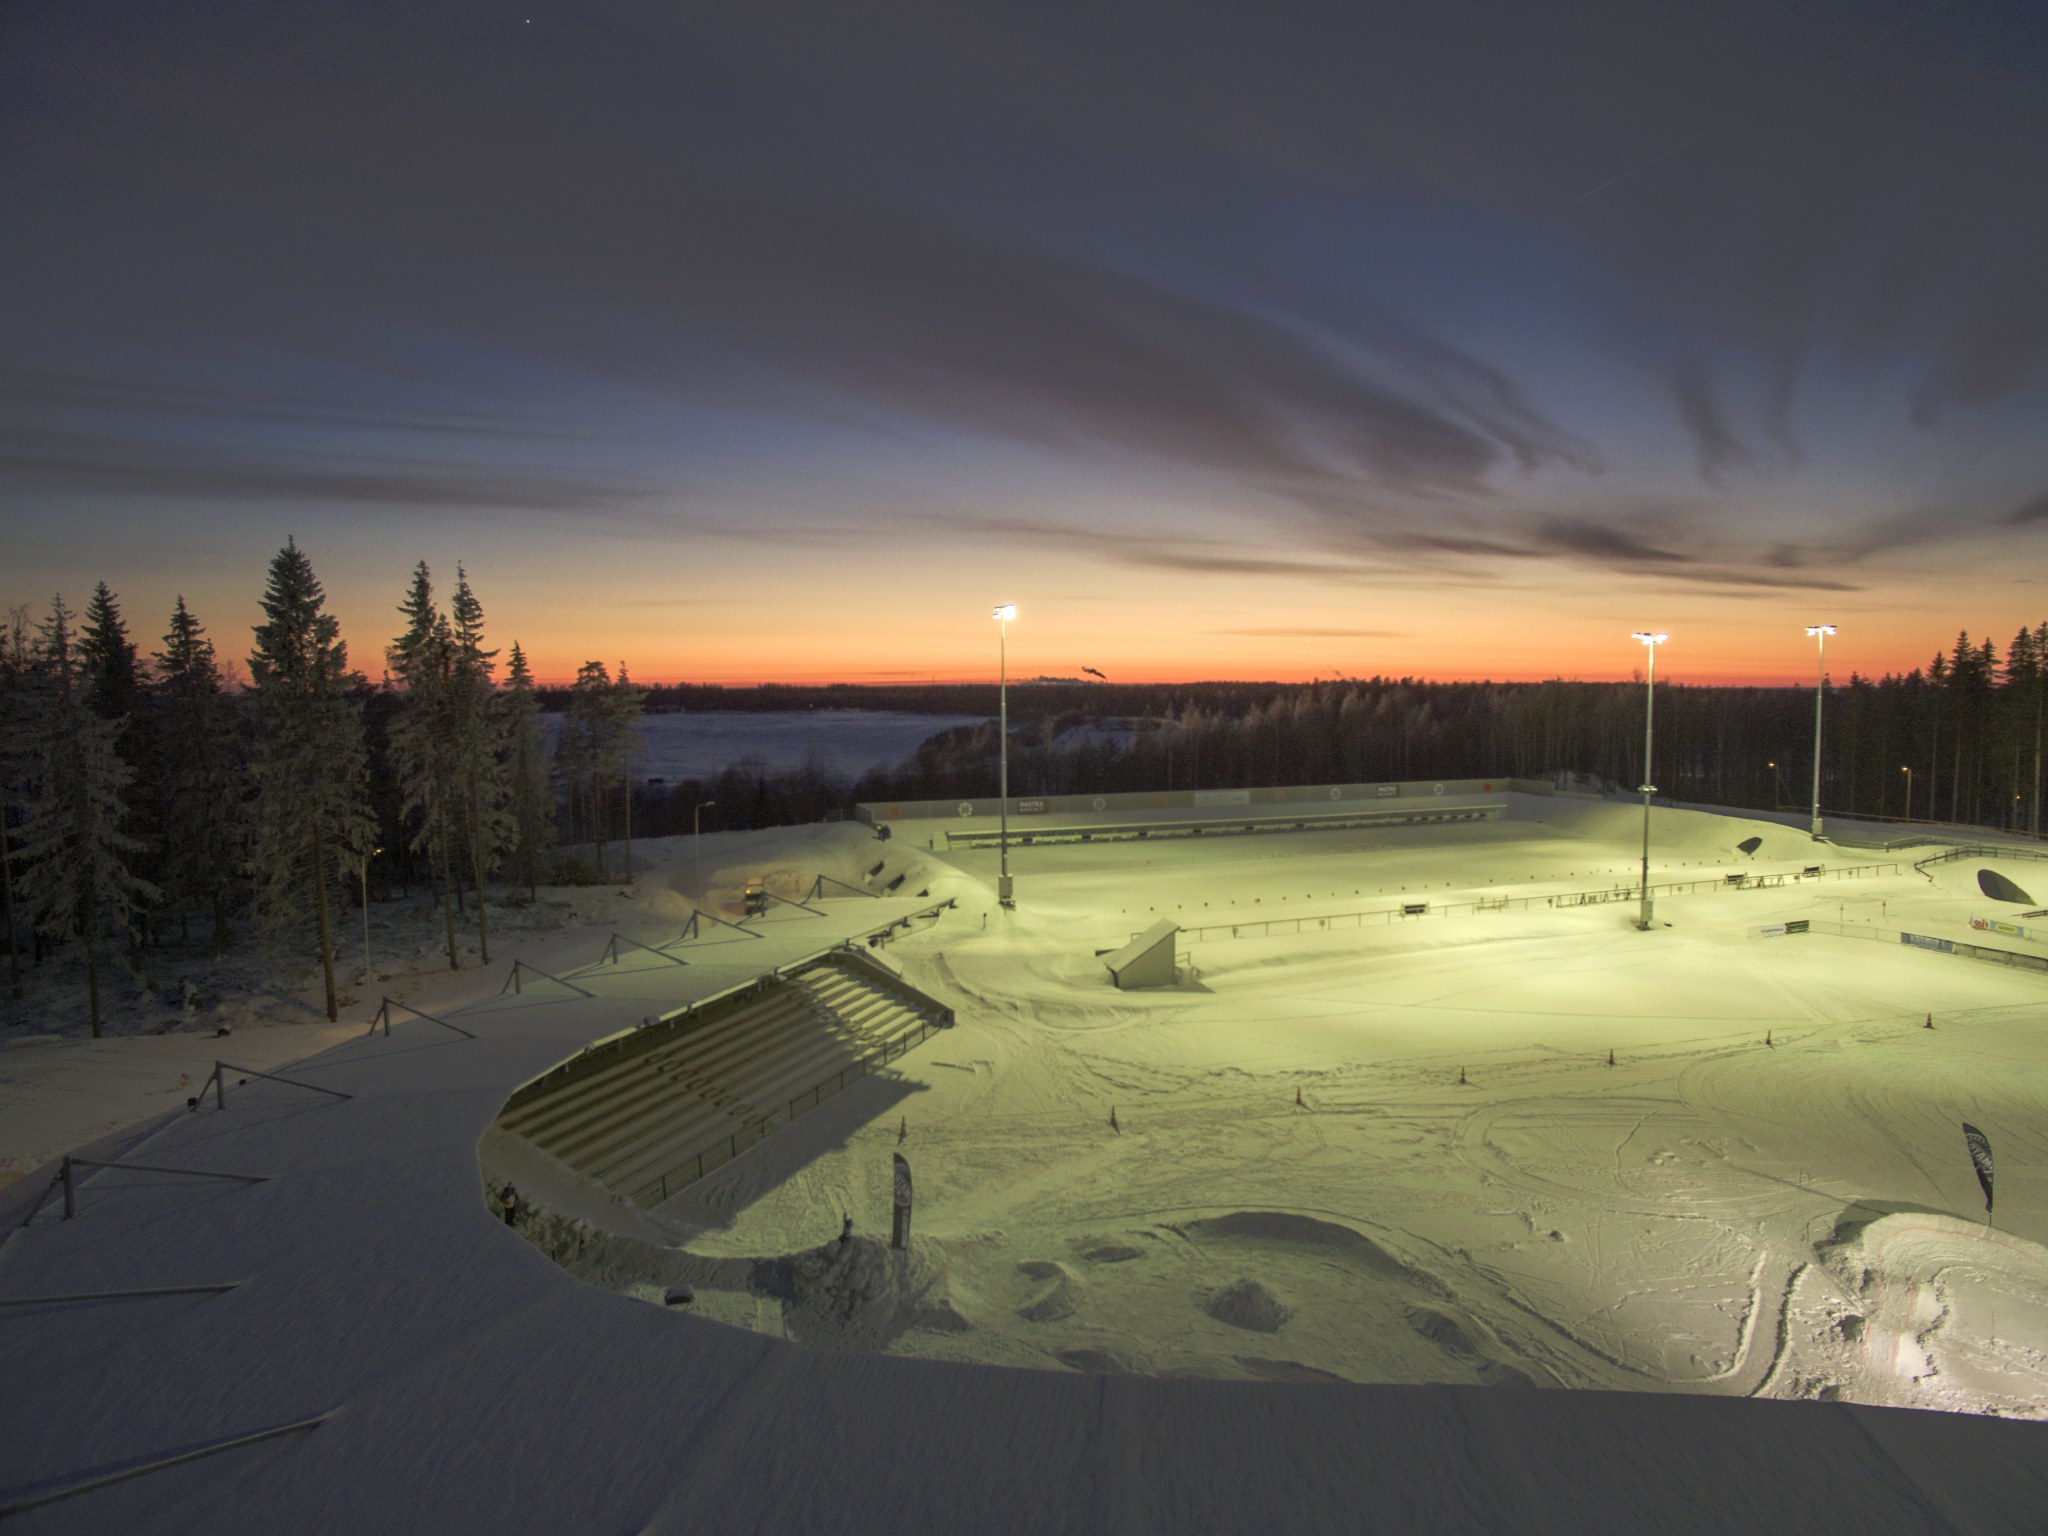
left=1961, top=1123, right=1994, bottom=1214
left=891, top=1152, right=913, bottom=1249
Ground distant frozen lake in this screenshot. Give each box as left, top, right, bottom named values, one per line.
left=545, top=709, right=983, bottom=783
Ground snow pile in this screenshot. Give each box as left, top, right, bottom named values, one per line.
left=754, top=1233, right=954, bottom=1350
left=1786, top=1207, right=2048, bottom=1418
left=1205, top=1277, right=1292, bottom=1332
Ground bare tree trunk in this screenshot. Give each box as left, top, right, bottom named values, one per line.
left=1, top=822, right=18, bottom=999
left=438, top=829, right=459, bottom=970
left=621, top=748, right=634, bottom=882
left=313, top=834, right=338, bottom=1023
left=466, top=781, right=490, bottom=965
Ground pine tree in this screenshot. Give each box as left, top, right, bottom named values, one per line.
left=0, top=606, right=40, bottom=997
left=610, top=661, right=648, bottom=881
left=449, top=567, right=512, bottom=959
left=151, top=598, right=244, bottom=951
left=78, top=582, right=155, bottom=953
left=562, top=660, right=617, bottom=878
left=500, top=641, right=552, bottom=898
left=248, top=541, right=372, bottom=1021
left=16, top=596, right=156, bottom=1034
left=79, top=582, right=142, bottom=719
left=388, top=562, right=464, bottom=971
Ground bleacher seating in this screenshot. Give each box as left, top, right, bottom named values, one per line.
left=497, top=953, right=949, bottom=1205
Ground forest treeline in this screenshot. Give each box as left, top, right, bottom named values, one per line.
left=3, top=541, right=2043, bottom=1032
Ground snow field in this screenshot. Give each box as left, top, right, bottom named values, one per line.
left=590, top=798, right=2048, bottom=1416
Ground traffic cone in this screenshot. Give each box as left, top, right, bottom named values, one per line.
left=1295, top=1086, right=1304, bottom=1108
left=1457, top=1066, right=1467, bottom=1086
left=1605, top=1049, right=1615, bottom=1067
left=1765, top=1030, right=1773, bottom=1048
left=897, top=1116, right=907, bottom=1144
left=1924, top=1013, right=1934, bottom=1030
left=1109, top=1106, right=1120, bottom=1134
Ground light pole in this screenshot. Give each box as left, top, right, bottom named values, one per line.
left=1632, top=631, right=1667, bottom=931
left=994, top=604, right=1016, bottom=907
left=359, top=845, right=381, bottom=978
left=1901, top=765, right=1912, bottom=821
left=694, top=800, right=716, bottom=868
left=1768, top=760, right=1781, bottom=809
left=1806, top=624, right=1836, bottom=839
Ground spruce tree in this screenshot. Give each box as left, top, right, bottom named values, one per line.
left=1, top=606, right=40, bottom=997
left=609, top=662, right=648, bottom=881
left=388, top=562, right=463, bottom=970
left=563, top=660, right=617, bottom=878
left=449, top=568, right=512, bottom=959
left=500, top=641, right=552, bottom=899
left=248, top=541, right=372, bottom=1020
left=152, top=598, right=245, bottom=951
left=17, top=596, right=156, bottom=1034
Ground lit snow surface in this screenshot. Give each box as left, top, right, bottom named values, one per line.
left=5, top=792, right=2048, bottom=1530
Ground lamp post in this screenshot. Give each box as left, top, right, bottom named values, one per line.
left=694, top=801, right=716, bottom=867
left=1768, top=760, right=1781, bottom=809
left=359, top=845, right=381, bottom=978
left=1901, top=765, right=1912, bottom=821
left=1631, top=631, right=1667, bottom=931
left=1806, top=624, right=1836, bottom=839
left=994, top=604, right=1016, bottom=907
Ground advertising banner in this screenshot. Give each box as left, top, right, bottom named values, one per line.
left=891, top=1152, right=913, bottom=1249
left=1962, top=1123, right=1995, bottom=1213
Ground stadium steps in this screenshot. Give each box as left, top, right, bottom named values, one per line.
left=497, top=953, right=952, bottom=1204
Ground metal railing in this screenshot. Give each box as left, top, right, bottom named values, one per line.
left=631, top=1013, right=949, bottom=1206
left=1174, top=862, right=1900, bottom=942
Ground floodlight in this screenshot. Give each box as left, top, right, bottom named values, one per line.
left=1806, top=624, right=1837, bottom=637
left=993, top=604, right=1017, bottom=622
left=1631, top=630, right=1668, bottom=645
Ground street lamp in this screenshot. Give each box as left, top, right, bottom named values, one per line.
left=1901, top=765, right=1912, bottom=821
left=1631, top=631, right=1667, bottom=931
left=994, top=604, right=1016, bottom=907
left=694, top=801, right=716, bottom=867
left=359, top=845, right=382, bottom=979
left=1805, top=624, right=1836, bottom=839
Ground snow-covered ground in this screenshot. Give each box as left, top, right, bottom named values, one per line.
left=535, top=796, right=2048, bottom=1420
left=550, top=708, right=982, bottom=782
left=6, top=797, right=2048, bottom=1532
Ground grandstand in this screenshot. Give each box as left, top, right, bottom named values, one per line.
left=496, top=950, right=951, bottom=1205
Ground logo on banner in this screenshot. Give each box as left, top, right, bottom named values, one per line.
left=957, top=802, right=974, bottom=817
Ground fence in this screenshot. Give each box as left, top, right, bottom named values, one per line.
left=1174, top=862, right=1900, bottom=943
left=630, top=1014, right=951, bottom=1206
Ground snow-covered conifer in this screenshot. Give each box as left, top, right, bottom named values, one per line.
left=449, top=567, right=512, bottom=958
left=388, top=562, right=463, bottom=970
left=248, top=541, right=372, bottom=1020
left=1, top=606, right=40, bottom=997
left=561, top=660, right=618, bottom=877
left=609, top=661, right=648, bottom=880
left=151, top=597, right=246, bottom=951
left=499, top=641, right=552, bottom=899
left=16, top=595, right=157, bottom=1034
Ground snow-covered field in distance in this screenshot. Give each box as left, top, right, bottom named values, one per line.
left=530, top=796, right=2048, bottom=1419
left=548, top=709, right=984, bottom=782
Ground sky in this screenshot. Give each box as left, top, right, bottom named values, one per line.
left=3, top=0, right=2046, bottom=688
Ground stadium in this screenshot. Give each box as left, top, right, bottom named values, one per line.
left=13, top=777, right=2042, bottom=1530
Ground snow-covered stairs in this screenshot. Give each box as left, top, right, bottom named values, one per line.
left=496, top=953, right=949, bottom=1205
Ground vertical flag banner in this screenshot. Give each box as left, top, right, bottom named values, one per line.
left=1961, top=1123, right=1995, bottom=1213
left=891, top=1152, right=913, bottom=1250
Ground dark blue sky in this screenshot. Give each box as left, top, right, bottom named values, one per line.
left=4, top=0, right=2045, bottom=682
